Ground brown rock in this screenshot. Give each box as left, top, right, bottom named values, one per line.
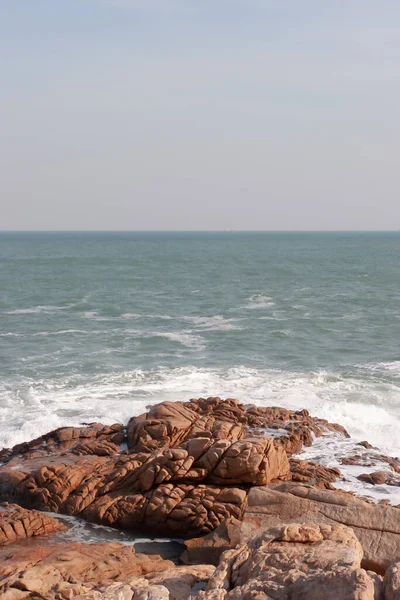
left=358, top=471, right=400, bottom=486
left=289, top=458, right=341, bottom=488
left=181, top=517, right=242, bottom=565
left=0, top=542, right=174, bottom=598
left=189, top=522, right=380, bottom=599
left=243, top=482, right=400, bottom=573
left=1, top=423, right=125, bottom=462
left=0, top=502, right=66, bottom=544
left=0, top=399, right=354, bottom=540
left=145, top=565, right=215, bottom=599
left=384, top=563, right=400, bottom=600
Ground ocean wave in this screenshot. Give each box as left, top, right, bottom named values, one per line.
left=33, top=329, right=88, bottom=337
left=181, top=315, right=242, bottom=331
left=243, top=294, right=275, bottom=310
left=121, top=313, right=173, bottom=320
left=1, top=366, right=400, bottom=460
left=154, top=332, right=206, bottom=350
left=4, top=305, right=70, bottom=315
left=0, top=333, right=23, bottom=338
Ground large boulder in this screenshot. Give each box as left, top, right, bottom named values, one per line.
left=0, top=399, right=359, bottom=540
left=189, top=522, right=382, bottom=600
left=181, top=517, right=242, bottom=566
left=384, top=563, right=400, bottom=600
left=243, top=483, right=400, bottom=573
left=0, top=399, right=308, bottom=538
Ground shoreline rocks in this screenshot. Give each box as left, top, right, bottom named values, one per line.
left=1, top=397, right=400, bottom=598
left=0, top=502, right=66, bottom=545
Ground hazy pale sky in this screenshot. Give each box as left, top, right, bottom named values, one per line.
left=1, top=0, right=400, bottom=230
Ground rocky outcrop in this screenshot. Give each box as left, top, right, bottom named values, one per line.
left=358, top=471, right=400, bottom=487
left=243, top=482, right=400, bottom=573
left=289, top=457, right=341, bottom=488
left=0, top=451, right=250, bottom=536
left=0, top=541, right=174, bottom=599
left=0, top=423, right=125, bottom=462
left=3, top=397, right=350, bottom=537
left=0, top=502, right=66, bottom=544
left=70, top=566, right=215, bottom=600
left=127, top=399, right=349, bottom=456
left=181, top=517, right=242, bottom=566
left=189, top=522, right=382, bottom=599
left=3, top=398, right=400, bottom=599
left=384, top=563, right=400, bottom=599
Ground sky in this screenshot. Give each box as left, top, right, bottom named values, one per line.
left=1, top=0, right=400, bottom=230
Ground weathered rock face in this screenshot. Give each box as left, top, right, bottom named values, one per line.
left=243, top=482, right=400, bottom=573
left=358, top=471, right=400, bottom=487
left=127, top=399, right=349, bottom=457
left=384, top=563, right=400, bottom=600
left=2, top=397, right=400, bottom=599
left=0, top=541, right=174, bottom=599
left=0, top=449, right=251, bottom=536
left=0, top=423, right=126, bottom=462
left=188, top=522, right=381, bottom=600
left=289, top=458, right=341, bottom=488
left=181, top=517, right=242, bottom=566
left=2, top=397, right=353, bottom=537
left=71, top=566, right=215, bottom=600
left=0, top=502, right=66, bottom=545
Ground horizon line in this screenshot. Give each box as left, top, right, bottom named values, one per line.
left=1, top=229, right=400, bottom=234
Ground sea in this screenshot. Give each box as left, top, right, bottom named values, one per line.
left=1, top=231, right=400, bottom=507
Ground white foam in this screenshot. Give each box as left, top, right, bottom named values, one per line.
left=1, top=366, right=400, bottom=464
left=0, top=333, right=23, bottom=338
left=155, top=332, right=206, bottom=351
left=5, top=305, right=69, bottom=315
left=181, top=315, right=242, bottom=331
left=33, top=329, right=88, bottom=337
left=299, top=433, right=400, bottom=505
left=121, top=313, right=173, bottom=320
left=243, top=294, right=275, bottom=310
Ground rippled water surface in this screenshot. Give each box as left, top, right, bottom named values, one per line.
left=1, top=231, right=400, bottom=465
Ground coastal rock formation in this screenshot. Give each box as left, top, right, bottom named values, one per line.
left=181, top=517, right=243, bottom=566
left=0, top=541, right=174, bottom=599
left=358, top=471, right=400, bottom=487
left=1, top=397, right=350, bottom=537
left=3, top=398, right=400, bottom=598
left=188, top=522, right=382, bottom=600
left=0, top=423, right=126, bottom=462
left=384, top=563, right=400, bottom=599
left=243, top=482, right=400, bottom=572
left=127, top=399, right=349, bottom=456
left=289, top=457, right=341, bottom=488
left=58, top=566, right=215, bottom=600
left=0, top=502, right=66, bottom=545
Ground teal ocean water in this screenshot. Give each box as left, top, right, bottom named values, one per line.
left=1, top=231, right=400, bottom=468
